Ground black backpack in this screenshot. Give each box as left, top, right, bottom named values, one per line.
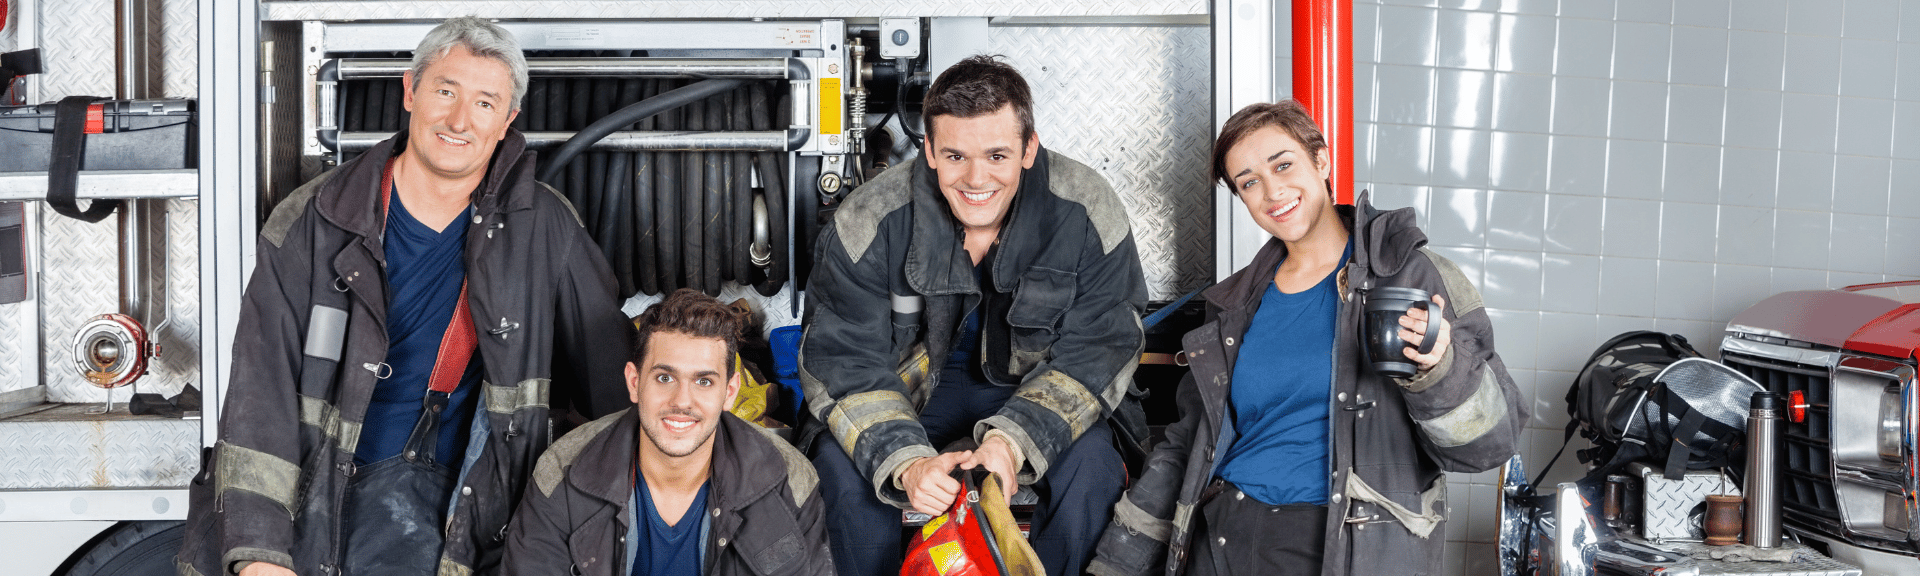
left=1538, top=331, right=1755, bottom=484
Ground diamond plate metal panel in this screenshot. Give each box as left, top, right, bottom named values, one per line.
left=161, top=0, right=197, bottom=98
left=0, top=405, right=199, bottom=488
left=38, top=208, right=121, bottom=402
left=1632, top=462, right=1739, bottom=542
left=262, top=0, right=1206, bottom=22
left=0, top=302, right=29, bottom=393
left=40, top=200, right=199, bottom=402
left=148, top=199, right=200, bottom=396
left=35, top=0, right=117, bottom=100
left=991, top=25, right=1213, bottom=300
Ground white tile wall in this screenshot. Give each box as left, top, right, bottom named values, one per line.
left=1336, top=1, right=1920, bottom=573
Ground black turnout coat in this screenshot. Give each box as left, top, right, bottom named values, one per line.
left=177, top=130, right=632, bottom=576
left=1090, top=192, right=1527, bottom=576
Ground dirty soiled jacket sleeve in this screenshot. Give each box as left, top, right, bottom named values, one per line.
left=798, top=217, right=937, bottom=507
left=976, top=227, right=1147, bottom=483
left=1393, top=249, right=1529, bottom=473
left=547, top=201, right=634, bottom=422
left=211, top=209, right=320, bottom=573
left=1089, top=369, right=1203, bottom=576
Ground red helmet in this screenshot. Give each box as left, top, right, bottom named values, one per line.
left=901, top=469, right=1042, bottom=576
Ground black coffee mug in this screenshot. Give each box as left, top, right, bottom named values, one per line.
left=1364, top=286, right=1440, bottom=379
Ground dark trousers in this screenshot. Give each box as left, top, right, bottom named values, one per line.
left=810, top=375, right=1125, bottom=576
left=1187, top=482, right=1328, bottom=576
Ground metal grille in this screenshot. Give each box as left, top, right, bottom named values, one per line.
left=1722, top=350, right=1843, bottom=526
left=992, top=24, right=1214, bottom=300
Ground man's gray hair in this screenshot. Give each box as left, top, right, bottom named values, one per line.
left=410, top=16, right=529, bottom=111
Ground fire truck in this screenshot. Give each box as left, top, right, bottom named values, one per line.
left=1719, top=282, right=1920, bottom=575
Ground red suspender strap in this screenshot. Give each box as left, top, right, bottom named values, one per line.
left=428, top=281, right=477, bottom=393
left=383, top=157, right=478, bottom=393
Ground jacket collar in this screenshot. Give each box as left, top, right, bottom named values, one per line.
left=314, top=128, right=536, bottom=239
left=568, top=409, right=786, bottom=515
left=1206, top=189, right=1424, bottom=313
left=903, top=146, right=1052, bottom=297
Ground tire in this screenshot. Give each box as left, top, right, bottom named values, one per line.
left=61, top=521, right=184, bottom=576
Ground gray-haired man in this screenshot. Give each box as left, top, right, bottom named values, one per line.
left=177, top=16, right=631, bottom=576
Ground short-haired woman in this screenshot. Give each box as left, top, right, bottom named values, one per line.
left=1088, top=100, right=1527, bottom=576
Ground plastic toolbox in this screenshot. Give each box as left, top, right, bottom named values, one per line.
left=0, top=98, right=195, bottom=172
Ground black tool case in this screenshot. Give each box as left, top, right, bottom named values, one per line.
left=0, top=98, right=196, bottom=172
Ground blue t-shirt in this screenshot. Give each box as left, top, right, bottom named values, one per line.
left=1215, top=243, right=1350, bottom=506
left=634, top=475, right=710, bottom=576
left=354, top=187, right=482, bottom=466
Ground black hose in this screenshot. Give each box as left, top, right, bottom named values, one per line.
left=544, top=77, right=566, bottom=137
left=681, top=97, right=705, bottom=293
left=701, top=94, right=725, bottom=295
left=526, top=78, right=547, bottom=132
left=655, top=80, right=682, bottom=293
left=565, top=79, right=590, bottom=219
left=536, top=78, right=746, bottom=185
left=363, top=79, right=385, bottom=135
left=634, top=79, right=659, bottom=296
left=612, top=78, right=643, bottom=296
left=896, top=59, right=924, bottom=149
left=587, top=79, right=616, bottom=234
left=730, top=86, right=754, bottom=285
left=750, top=81, right=788, bottom=297
left=381, top=80, right=403, bottom=131
left=716, top=89, right=737, bottom=284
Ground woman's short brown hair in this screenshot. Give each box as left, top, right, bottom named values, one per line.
left=1212, top=100, right=1328, bottom=191
left=629, top=288, right=744, bottom=377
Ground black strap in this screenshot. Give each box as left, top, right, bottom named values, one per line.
left=48, top=95, right=122, bottom=223
left=1663, top=408, right=1710, bottom=480
left=0, top=49, right=43, bottom=85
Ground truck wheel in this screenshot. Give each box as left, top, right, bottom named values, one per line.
left=62, top=521, right=185, bottom=576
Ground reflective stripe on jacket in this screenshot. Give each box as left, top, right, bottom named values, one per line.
left=797, top=148, right=1148, bottom=507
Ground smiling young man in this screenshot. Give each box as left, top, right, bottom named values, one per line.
left=502, top=289, right=832, bottom=576
left=799, top=54, right=1148, bottom=576
left=177, top=16, right=632, bottom=576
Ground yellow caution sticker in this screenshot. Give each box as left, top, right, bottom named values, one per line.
left=819, top=77, right=843, bottom=135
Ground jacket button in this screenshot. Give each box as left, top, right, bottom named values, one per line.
left=1224, top=337, right=1235, bottom=346
left=717, top=538, right=728, bottom=547
left=1337, top=392, right=1347, bottom=402
left=1217, top=536, right=1226, bottom=546
left=473, top=215, right=483, bottom=224
left=1235, top=491, right=1244, bottom=501
left=1331, top=493, right=1343, bottom=504
left=462, top=486, right=472, bottom=496
left=712, top=508, right=721, bottom=518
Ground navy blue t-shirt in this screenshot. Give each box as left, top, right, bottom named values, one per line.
left=1215, top=242, right=1350, bottom=506
left=633, top=475, right=710, bottom=576
left=354, top=187, right=482, bottom=466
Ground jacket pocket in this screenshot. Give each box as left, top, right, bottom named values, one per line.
left=733, top=506, right=807, bottom=575
left=1006, top=267, right=1076, bottom=375
left=1344, top=473, right=1445, bottom=576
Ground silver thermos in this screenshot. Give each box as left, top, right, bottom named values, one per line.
left=1745, top=391, right=1782, bottom=548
